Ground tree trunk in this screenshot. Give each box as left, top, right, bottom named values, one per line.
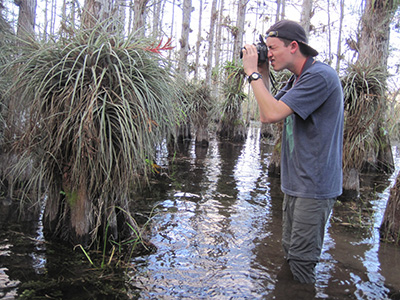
left=42, top=0, right=48, bottom=40
left=178, top=0, right=192, bottom=76
left=275, top=0, right=286, bottom=23
left=195, top=103, right=210, bottom=147
left=335, top=0, right=344, bottom=72
left=358, top=0, right=393, bottom=68
left=280, top=0, right=286, bottom=20
left=82, top=0, right=102, bottom=29
left=266, top=121, right=283, bottom=177
left=326, top=0, right=332, bottom=65
left=205, top=0, right=217, bottom=87
left=343, top=0, right=396, bottom=198
left=275, top=0, right=281, bottom=22
left=213, top=0, right=224, bottom=98
left=217, top=65, right=247, bottom=142
left=132, top=0, right=148, bottom=36
left=300, top=0, right=312, bottom=39
left=216, top=0, right=247, bottom=142
left=50, top=0, right=57, bottom=35
left=167, top=0, right=176, bottom=60
left=15, top=0, right=36, bottom=41
left=151, top=0, right=162, bottom=38
left=380, top=172, right=400, bottom=245
left=194, top=0, right=203, bottom=81
left=232, top=0, right=246, bottom=62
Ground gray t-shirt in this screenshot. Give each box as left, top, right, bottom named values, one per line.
left=275, top=58, right=344, bottom=199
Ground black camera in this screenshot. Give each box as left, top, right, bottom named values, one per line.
left=240, top=34, right=268, bottom=64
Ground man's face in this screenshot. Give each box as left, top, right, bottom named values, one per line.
left=266, top=37, right=292, bottom=72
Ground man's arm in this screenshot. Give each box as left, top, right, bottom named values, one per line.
left=242, top=44, right=293, bottom=123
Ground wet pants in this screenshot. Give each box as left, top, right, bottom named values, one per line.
left=282, top=194, right=336, bottom=284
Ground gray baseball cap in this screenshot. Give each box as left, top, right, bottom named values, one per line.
left=266, top=20, right=319, bottom=57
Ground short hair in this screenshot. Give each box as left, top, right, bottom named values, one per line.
left=279, top=37, right=309, bottom=57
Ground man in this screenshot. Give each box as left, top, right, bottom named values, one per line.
left=242, top=20, right=344, bottom=284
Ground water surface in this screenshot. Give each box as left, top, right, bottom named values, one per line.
left=127, top=126, right=400, bottom=299
left=1, top=126, right=400, bottom=299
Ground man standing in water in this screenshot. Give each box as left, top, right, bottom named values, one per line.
left=242, top=20, right=343, bottom=284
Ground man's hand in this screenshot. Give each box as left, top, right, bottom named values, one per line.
left=242, top=44, right=259, bottom=76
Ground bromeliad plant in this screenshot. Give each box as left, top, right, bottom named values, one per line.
left=4, top=25, right=185, bottom=248
left=341, top=62, right=391, bottom=173
left=216, top=61, right=248, bottom=141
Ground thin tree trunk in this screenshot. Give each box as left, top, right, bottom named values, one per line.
left=114, top=0, right=126, bottom=33
left=59, top=0, right=69, bottom=37
left=327, top=0, right=332, bottom=65
left=275, top=0, right=281, bottom=22
left=132, top=0, right=148, bottom=36
left=335, top=0, right=344, bottom=72
left=205, top=0, right=217, bottom=87
left=15, top=0, right=36, bottom=40
left=300, top=0, right=312, bottom=39
left=178, top=0, right=192, bottom=76
left=128, top=0, right=133, bottom=33
left=280, top=0, right=286, bottom=19
left=50, top=0, right=56, bottom=35
left=232, top=0, right=246, bottom=62
left=218, top=0, right=248, bottom=142
left=42, top=0, right=48, bottom=40
left=213, top=0, right=224, bottom=98
left=194, top=0, right=203, bottom=81
left=167, top=0, right=176, bottom=60
left=152, top=0, right=162, bottom=38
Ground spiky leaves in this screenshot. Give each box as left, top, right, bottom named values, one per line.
left=341, top=62, right=391, bottom=172
left=217, top=61, right=247, bottom=142
left=5, top=27, right=185, bottom=246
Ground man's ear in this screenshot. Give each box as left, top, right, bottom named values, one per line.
left=290, top=41, right=299, bottom=54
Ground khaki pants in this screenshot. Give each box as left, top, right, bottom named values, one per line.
left=282, top=194, right=336, bottom=283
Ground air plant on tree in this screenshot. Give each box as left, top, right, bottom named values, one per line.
left=3, top=24, right=186, bottom=250
left=341, top=62, right=390, bottom=173
left=216, top=61, right=248, bottom=142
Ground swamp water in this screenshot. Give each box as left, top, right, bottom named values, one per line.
left=1, top=125, right=400, bottom=299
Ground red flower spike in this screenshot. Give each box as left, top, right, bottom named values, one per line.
left=144, top=38, right=174, bottom=54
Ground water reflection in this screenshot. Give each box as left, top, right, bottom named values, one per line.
left=129, top=129, right=400, bottom=299
left=1, top=126, right=400, bottom=299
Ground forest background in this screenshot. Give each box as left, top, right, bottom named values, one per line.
left=3, top=0, right=400, bottom=90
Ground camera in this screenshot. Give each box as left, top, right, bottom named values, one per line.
left=240, top=34, right=268, bottom=64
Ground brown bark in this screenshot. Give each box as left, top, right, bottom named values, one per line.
left=70, top=180, right=91, bottom=241
left=380, top=173, right=400, bottom=245
left=358, top=0, right=394, bottom=68
left=132, top=0, right=149, bottom=36
left=15, top=0, right=36, bottom=41
left=232, top=0, right=246, bottom=62
left=342, top=0, right=396, bottom=198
